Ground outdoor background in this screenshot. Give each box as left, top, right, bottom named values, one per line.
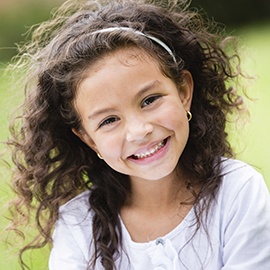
left=0, top=0, right=269, bottom=269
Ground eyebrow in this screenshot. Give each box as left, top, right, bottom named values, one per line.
left=88, top=108, right=116, bottom=120
left=88, top=80, right=160, bottom=119
left=134, top=80, right=160, bottom=100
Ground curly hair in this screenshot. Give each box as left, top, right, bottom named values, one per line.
left=7, top=0, right=245, bottom=269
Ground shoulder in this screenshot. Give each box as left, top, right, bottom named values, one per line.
left=49, top=190, right=93, bottom=268
left=217, top=158, right=269, bottom=220
left=52, top=190, right=93, bottom=257
left=219, top=158, right=266, bottom=193
left=60, top=189, right=91, bottom=212
left=58, top=189, right=92, bottom=225
left=220, top=157, right=261, bottom=177
left=215, top=159, right=270, bottom=269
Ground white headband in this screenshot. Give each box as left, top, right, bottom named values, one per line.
left=91, top=27, right=177, bottom=64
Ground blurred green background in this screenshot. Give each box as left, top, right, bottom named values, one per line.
left=0, top=0, right=269, bottom=269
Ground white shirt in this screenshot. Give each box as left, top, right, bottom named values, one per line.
left=49, top=159, right=270, bottom=269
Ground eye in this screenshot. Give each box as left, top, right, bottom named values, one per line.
left=141, top=95, right=161, bottom=108
left=99, top=116, right=119, bottom=128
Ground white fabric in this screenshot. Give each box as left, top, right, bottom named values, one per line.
left=49, top=159, right=270, bottom=270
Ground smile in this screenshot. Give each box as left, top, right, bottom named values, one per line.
left=131, top=138, right=168, bottom=160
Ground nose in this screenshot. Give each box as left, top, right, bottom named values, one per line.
left=125, top=116, right=153, bottom=142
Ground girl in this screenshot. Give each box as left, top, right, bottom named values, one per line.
left=7, top=0, right=270, bottom=269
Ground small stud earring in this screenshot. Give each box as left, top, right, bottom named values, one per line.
left=186, top=110, right=192, bottom=121
left=97, top=153, right=103, bottom=159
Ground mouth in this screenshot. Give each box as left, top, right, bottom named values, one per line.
left=130, top=138, right=168, bottom=160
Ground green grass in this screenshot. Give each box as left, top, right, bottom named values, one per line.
left=0, top=22, right=270, bottom=269
left=230, top=22, right=270, bottom=188
left=0, top=66, right=50, bottom=269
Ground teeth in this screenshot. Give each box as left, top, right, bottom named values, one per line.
left=133, top=140, right=165, bottom=159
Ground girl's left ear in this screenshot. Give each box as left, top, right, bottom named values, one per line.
left=179, top=70, right=194, bottom=110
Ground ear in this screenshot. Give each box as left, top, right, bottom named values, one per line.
left=178, top=70, right=193, bottom=110
left=71, top=128, right=98, bottom=153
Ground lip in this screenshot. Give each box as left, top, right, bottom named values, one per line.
left=127, top=137, right=170, bottom=164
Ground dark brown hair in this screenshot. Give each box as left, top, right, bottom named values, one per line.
left=7, top=0, right=245, bottom=269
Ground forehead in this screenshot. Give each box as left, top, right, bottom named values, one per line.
left=83, top=46, right=159, bottom=76
left=76, top=47, right=161, bottom=97
left=74, top=47, right=166, bottom=109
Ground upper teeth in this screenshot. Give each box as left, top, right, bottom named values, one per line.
left=133, top=140, right=165, bottom=159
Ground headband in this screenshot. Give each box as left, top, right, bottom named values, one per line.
left=91, top=27, right=177, bottom=64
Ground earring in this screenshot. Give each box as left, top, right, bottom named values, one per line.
left=97, top=153, right=103, bottom=159
left=186, top=110, right=192, bottom=121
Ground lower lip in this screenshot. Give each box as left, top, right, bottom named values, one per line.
left=128, top=137, right=170, bottom=165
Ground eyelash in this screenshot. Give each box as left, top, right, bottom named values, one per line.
left=99, top=117, right=119, bottom=128
left=98, top=95, right=162, bottom=128
left=141, top=95, right=161, bottom=108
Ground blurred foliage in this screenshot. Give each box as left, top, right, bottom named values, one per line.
left=191, top=0, right=270, bottom=26
left=0, top=0, right=65, bottom=62
left=0, top=0, right=269, bottom=62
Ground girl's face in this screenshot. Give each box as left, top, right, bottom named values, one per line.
left=73, top=47, right=193, bottom=183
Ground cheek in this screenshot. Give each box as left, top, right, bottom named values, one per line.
left=94, top=134, right=121, bottom=157
left=157, top=103, right=187, bottom=129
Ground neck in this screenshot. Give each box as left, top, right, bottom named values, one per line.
left=126, top=171, right=187, bottom=212
left=119, top=169, right=197, bottom=243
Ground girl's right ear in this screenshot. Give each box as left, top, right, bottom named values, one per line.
left=71, top=128, right=98, bottom=153
left=72, top=128, right=85, bottom=141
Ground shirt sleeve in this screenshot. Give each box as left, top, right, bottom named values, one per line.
left=222, top=171, right=270, bottom=269
left=49, top=217, right=88, bottom=270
